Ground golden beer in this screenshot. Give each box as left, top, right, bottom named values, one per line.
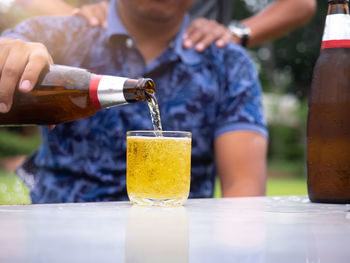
left=126, top=131, right=191, bottom=206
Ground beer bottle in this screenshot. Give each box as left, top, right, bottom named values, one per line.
left=307, top=0, right=350, bottom=203
left=0, top=64, right=155, bottom=125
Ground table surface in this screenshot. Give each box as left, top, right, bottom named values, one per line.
left=0, top=196, right=349, bottom=263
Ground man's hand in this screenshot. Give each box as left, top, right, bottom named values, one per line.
left=0, top=38, right=53, bottom=113
left=183, top=18, right=236, bottom=52
left=73, top=1, right=109, bottom=29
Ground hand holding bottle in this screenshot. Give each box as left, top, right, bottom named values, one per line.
left=0, top=37, right=53, bottom=113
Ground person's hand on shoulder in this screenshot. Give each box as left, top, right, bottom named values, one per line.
left=73, top=1, right=109, bottom=29
left=0, top=38, right=53, bottom=113
left=183, top=18, right=237, bottom=52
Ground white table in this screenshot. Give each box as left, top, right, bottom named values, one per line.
left=0, top=196, right=349, bottom=263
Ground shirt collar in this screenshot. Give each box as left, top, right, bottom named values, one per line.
left=107, top=0, right=201, bottom=65
left=106, top=0, right=128, bottom=38
left=172, top=15, right=201, bottom=65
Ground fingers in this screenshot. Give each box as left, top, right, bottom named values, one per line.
left=0, top=49, right=9, bottom=112
left=100, top=1, right=109, bottom=28
left=0, top=44, right=29, bottom=112
left=183, top=18, right=235, bottom=52
left=195, top=23, right=227, bottom=52
left=0, top=39, right=53, bottom=113
left=184, top=27, right=207, bottom=50
left=183, top=18, right=206, bottom=49
left=215, top=30, right=235, bottom=48
left=76, top=7, right=98, bottom=26
left=0, top=45, right=9, bottom=78
left=19, top=45, right=53, bottom=93
left=74, top=1, right=109, bottom=28
left=90, top=6, right=107, bottom=28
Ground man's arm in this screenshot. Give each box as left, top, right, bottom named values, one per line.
left=241, top=0, right=317, bottom=47
left=183, top=0, right=316, bottom=51
left=215, top=131, right=267, bottom=197
left=213, top=41, right=267, bottom=197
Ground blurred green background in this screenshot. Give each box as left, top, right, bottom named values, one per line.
left=0, top=0, right=328, bottom=204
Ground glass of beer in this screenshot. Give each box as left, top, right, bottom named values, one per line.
left=126, top=131, right=191, bottom=206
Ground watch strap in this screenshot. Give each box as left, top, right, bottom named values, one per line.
left=241, top=34, right=249, bottom=48
left=229, top=21, right=251, bottom=48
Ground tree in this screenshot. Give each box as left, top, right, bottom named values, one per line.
left=234, top=0, right=328, bottom=99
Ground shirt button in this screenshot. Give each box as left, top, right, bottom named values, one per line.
left=126, top=38, right=133, bottom=48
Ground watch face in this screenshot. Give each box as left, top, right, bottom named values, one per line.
left=228, top=22, right=251, bottom=37
left=228, top=21, right=251, bottom=47
left=232, top=22, right=245, bottom=30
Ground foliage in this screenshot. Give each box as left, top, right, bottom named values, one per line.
left=235, top=1, right=328, bottom=99
left=271, top=1, right=328, bottom=98
left=267, top=100, right=308, bottom=176
left=0, top=171, right=31, bottom=205
left=0, top=128, right=41, bottom=158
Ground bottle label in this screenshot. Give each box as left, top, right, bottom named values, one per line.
left=322, top=14, right=350, bottom=49
left=89, top=75, right=128, bottom=109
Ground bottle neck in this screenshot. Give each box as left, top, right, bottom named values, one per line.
left=89, top=75, right=156, bottom=109
left=89, top=75, right=128, bottom=109
left=322, top=1, right=350, bottom=49
left=123, top=78, right=155, bottom=102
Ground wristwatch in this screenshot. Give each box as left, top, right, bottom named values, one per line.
left=228, top=21, right=251, bottom=48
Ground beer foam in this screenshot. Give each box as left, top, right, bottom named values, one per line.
left=128, top=136, right=191, bottom=141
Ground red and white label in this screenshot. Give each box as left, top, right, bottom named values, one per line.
left=89, top=75, right=128, bottom=109
left=321, top=14, right=350, bottom=49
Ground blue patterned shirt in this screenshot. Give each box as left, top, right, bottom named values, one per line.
left=2, top=0, right=267, bottom=203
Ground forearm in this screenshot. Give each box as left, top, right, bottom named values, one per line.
left=219, top=150, right=267, bottom=197
left=220, top=174, right=266, bottom=197
left=242, top=0, right=316, bottom=47
left=16, top=0, right=74, bottom=16
left=215, top=131, right=268, bottom=198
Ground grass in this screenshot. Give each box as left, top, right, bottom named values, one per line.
left=266, top=160, right=307, bottom=196
left=0, top=171, right=31, bottom=205
left=213, top=176, right=307, bottom=198
left=0, top=128, right=41, bottom=158
left=267, top=177, right=307, bottom=196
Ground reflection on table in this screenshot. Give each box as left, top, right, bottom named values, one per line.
left=125, top=206, right=188, bottom=263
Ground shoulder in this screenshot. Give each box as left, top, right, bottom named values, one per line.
left=2, top=15, right=94, bottom=40
left=32, top=14, right=88, bottom=26
left=30, top=15, right=91, bottom=33
left=194, top=43, right=257, bottom=83
left=208, top=42, right=254, bottom=69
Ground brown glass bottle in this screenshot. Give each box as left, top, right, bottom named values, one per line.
left=307, top=0, right=350, bottom=203
left=0, top=65, right=155, bottom=125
